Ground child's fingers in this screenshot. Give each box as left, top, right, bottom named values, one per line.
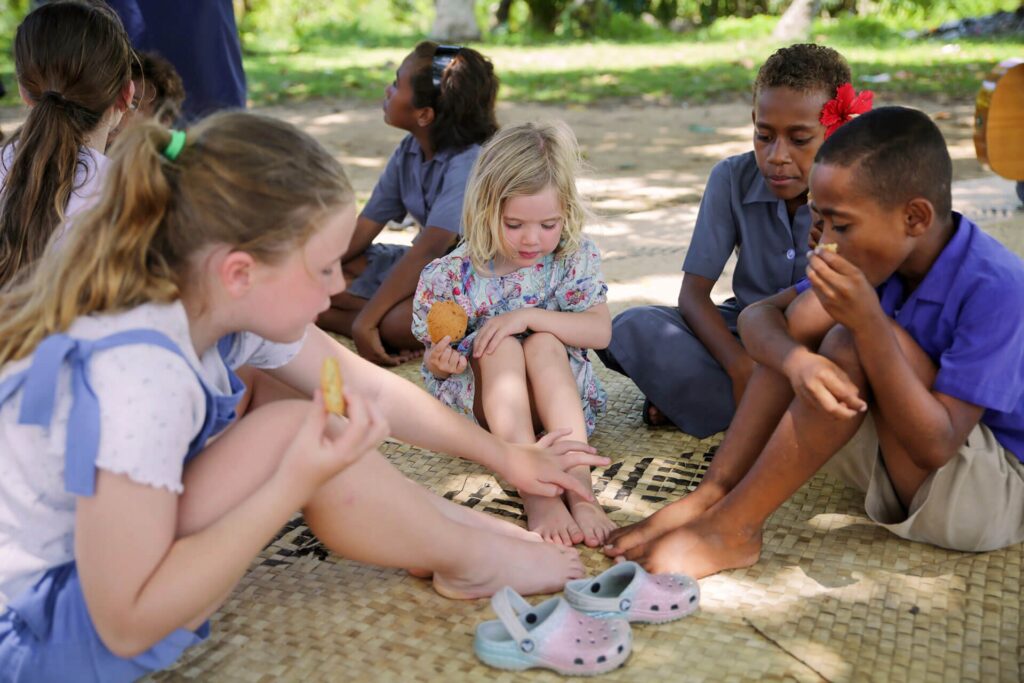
left=547, top=470, right=595, bottom=502
left=546, top=437, right=599, bottom=457
left=807, top=268, right=837, bottom=302
left=441, top=347, right=462, bottom=372
left=823, top=371, right=867, bottom=412
left=454, top=354, right=467, bottom=373
left=301, top=389, right=329, bottom=439
left=806, top=381, right=856, bottom=418
left=527, top=480, right=565, bottom=498
left=472, top=327, right=490, bottom=358
left=557, top=450, right=612, bottom=470
left=537, top=427, right=572, bottom=447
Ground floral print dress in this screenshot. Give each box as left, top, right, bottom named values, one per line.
left=412, top=236, right=608, bottom=436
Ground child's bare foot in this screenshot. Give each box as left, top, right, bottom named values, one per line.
left=524, top=494, right=584, bottom=545
left=407, top=493, right=543, bottom=578
left=617, top=516, right=762, bottom=579
left=432, top=532, right=585, bottom=599
left=428, top=491, right=542, bottom=543
left=603, top=487, right=722, bottom=557
left=567, top=497, right=617, bottom=547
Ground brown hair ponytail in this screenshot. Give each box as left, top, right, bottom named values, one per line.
left=0, top=1, right=132, bottom=288
left=409, top=42, right=499, bottom=152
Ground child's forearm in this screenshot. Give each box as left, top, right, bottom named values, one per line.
left=342, top=215, right=385, bottom=262
left=852, top=320, right=969, bottom=469
left=679, top=281, right=750, bottom=376
left=525, top=304, right=611, bottom=349
left=738, top=300, right=801, bottom=370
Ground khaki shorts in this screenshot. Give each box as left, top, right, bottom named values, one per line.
left=823, top=414, right=1024, bottom=552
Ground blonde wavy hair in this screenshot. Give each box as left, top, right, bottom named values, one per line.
left=0, top=111, right=353, bottom=364
left=462, top=121, right=590, bottom=270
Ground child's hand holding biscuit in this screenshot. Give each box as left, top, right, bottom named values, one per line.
left=425, top=336, right=468, bottom=380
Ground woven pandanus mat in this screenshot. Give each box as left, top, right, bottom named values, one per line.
left=146, top=345, right=1023, bottom=682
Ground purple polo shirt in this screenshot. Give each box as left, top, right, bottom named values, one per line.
left=797, top=214, right=1024, bottom=460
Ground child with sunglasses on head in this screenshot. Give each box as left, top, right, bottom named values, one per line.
left=413, top=121, right=617, bottom=548
left=319, top=42, right=499, bottom=367
left=606, top=106, right=1024, bottom=578
left=107, top=50, right=186, bottom=146
left=598, top=44, right=871, bottom=437
left=0, top=110, right=610, bottom=682
left=0, top=1, right=134, bottom=288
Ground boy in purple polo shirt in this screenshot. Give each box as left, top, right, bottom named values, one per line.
left=604, top=107, right=1024, bottom=578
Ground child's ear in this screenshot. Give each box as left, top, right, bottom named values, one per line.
left=117, top=79, right=136, bottom=113
left=904, top=197, right=935, bottom=238
left=415, top=106, right=436, bottom=129
left=220, top=250, right=257, bottom=297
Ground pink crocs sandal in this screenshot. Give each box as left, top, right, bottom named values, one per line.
left=474, top=587, right=632, bottom=676
left=564, top=561, right=700, bottom=624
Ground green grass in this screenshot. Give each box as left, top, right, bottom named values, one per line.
left=1, top=11, right=1021, bottom=110
left=241, top=32, right=1023, bottom=107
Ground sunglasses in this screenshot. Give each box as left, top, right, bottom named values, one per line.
left=431, top=45, right=462, bottom=90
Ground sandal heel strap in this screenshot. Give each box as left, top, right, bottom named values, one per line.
left=490, top=587, right=533, bottom=644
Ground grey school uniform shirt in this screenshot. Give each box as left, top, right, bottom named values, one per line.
left=683, top=150, right=811, bottom=308
left=361, top=134, right=479, bottom=234
left=349, top=135, right=480, bottom=298
left=598, top=150, right=811, bottom=437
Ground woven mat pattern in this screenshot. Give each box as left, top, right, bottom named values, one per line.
left=146, top=348, right=1024, bottom=682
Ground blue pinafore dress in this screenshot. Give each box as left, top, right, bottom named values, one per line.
left=0, top=329, right=246, bottom=683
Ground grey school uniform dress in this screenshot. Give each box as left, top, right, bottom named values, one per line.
left=348, top=135, right=480, bottom=299
left=598, top=151, right=811, bottom=437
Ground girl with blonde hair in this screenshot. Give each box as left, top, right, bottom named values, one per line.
left=0, top=112, right=608, bottom=681
left=413, top=121, right=617, bottom=547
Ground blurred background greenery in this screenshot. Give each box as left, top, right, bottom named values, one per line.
left=0, top=0, right=1020, bottom=107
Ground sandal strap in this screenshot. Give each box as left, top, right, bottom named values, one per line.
left=490, top=587, right=533, bottom=644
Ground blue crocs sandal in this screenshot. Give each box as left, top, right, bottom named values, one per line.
left=564, top=561, right=700, bottom=624
left=474, top=587, right=632, bottom=676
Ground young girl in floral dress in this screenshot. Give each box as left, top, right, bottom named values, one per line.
left=413, top=121, right=616, bottom=548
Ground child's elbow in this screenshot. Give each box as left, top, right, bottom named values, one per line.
left=591, top=323, right=612, bottom=350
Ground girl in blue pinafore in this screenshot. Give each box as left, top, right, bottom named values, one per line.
left=413, top=122, right=617, bottom=550
left=0, top=112, right=606, bottom=682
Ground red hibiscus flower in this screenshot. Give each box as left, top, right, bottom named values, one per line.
left=820, top=83, right=874, bottom=139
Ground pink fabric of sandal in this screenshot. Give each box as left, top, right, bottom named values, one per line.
left=564, top=561, right=700, bottom=624
left=474, top=586, right=632, bottom=676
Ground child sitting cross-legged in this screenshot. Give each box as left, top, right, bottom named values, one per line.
left=605, top=107, right=1024, bottom=578
left=413, top=121, right=617, bottom=547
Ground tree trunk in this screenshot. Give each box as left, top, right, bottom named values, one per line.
left=431, top=0, right=482, bottom=42
left=771, top=0, right=821, bottom=41
left=494, top=0, right=514, bottom=26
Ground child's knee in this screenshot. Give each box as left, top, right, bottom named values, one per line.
left=522, top=331, right=566, bottom=362
left=818, top=324, right=861, bottom=371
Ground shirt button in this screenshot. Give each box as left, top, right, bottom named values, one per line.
left=786, top=249, right=796, bottom=260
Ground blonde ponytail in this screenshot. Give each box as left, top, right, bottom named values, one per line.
left=0, top=111, right=354, bottom=364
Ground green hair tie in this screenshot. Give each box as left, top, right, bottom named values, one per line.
left=162, top=129, right=186, bottom=161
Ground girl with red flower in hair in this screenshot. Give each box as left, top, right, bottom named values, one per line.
left=598, top=43, right=871, bottom=439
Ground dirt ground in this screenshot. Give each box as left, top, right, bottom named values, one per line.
left=2, top=96, right=1015, bottom=309
left=253, top=95, right=1004, bottom=308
